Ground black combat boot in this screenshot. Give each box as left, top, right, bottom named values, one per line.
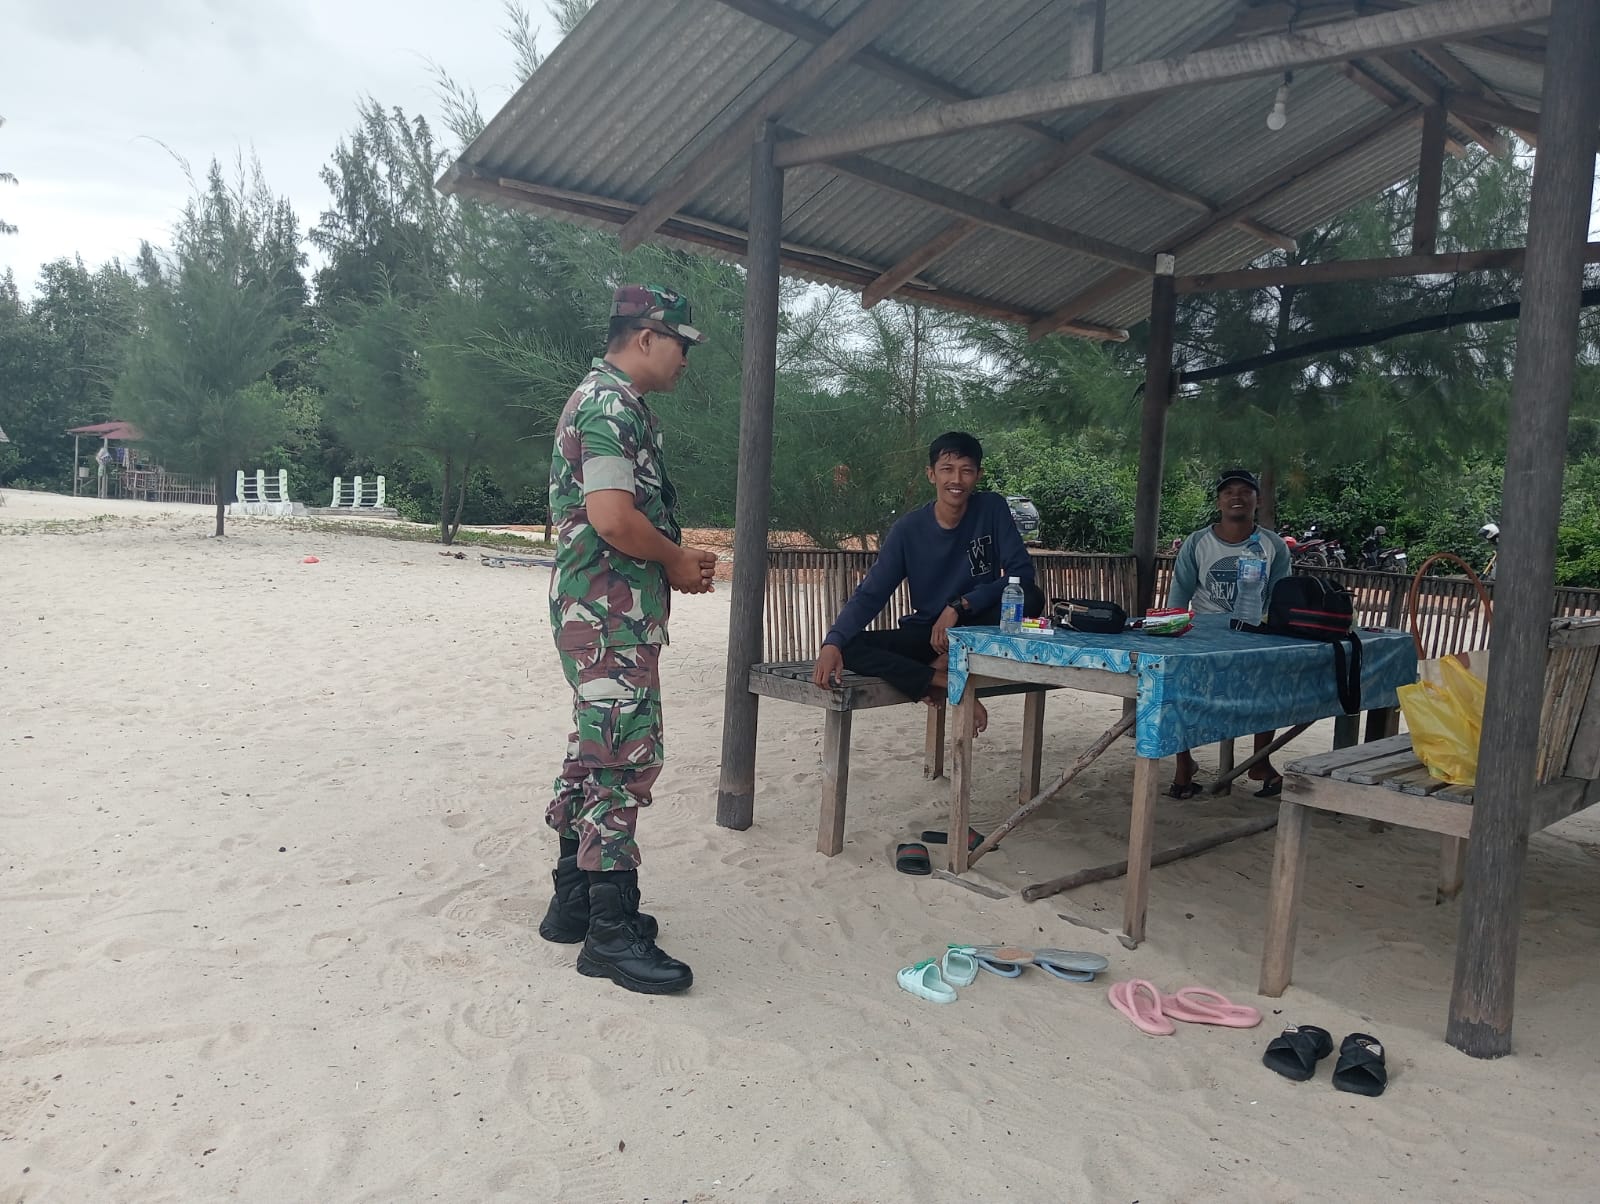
left=539, top=855, right=658, bottom=944
left=575, top=871, right=692, bottom=995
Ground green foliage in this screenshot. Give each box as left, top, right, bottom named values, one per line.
left=115, top=159, right=302, bottom=534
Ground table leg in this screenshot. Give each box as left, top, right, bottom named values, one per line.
left=817, top=709, right=852, bottom=856
left=1333, top=714, right=1360, bottom=750
left=1122, top=755, right=1160, bottom=946
left=1364, top=706, right=1399, bottom=741
left=924, top=703, right=947, bottom=780
left=1019, top=691, right=1045, bottom=804
left=1216, top=737, right=1235, bottom=794
left=1260, top=799, right=1310, bottom=997
left=948, top=688, right=977, bottom=873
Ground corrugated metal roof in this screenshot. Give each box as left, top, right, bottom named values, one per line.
left=441, top=0, right=1550, bottom=338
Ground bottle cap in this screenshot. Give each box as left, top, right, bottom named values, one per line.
left=1008, top=576, right=1020, bottom=583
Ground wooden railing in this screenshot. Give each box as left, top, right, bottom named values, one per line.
left=762, top=549, right=1600, bottom=663
left=113, top=469, right=217, bottom=506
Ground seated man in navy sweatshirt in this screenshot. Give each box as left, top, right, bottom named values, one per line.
left=811, top=431, right=1044, bottom=734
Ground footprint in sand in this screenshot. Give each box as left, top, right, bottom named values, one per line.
left=418, top=877, right=500, bottom=924
left=505, top=1052, right=623, bottom=1200
left=306, top=927, right=368, bottom=958
left=442, top=811, right=471, bottom=829
left=471, top=827, right=525, bottom=862
left=0, top=1076, right=52, bottom=1134
left=197, top=1021, right=261, bottom=1062
left=449, top=996, right=531, bottom=1046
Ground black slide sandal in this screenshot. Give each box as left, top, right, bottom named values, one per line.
left=919, top=827, right=985, bottom=852
left=1331, top=1033, right=1388, bottom=1096
left=895, top=842, right=932, bottom=875
left=1262, top=1024, right=1334, bottom=1081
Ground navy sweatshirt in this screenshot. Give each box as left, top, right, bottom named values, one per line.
left=823, top=491, right=1035, bottom=648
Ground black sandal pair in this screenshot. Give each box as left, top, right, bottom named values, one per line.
left=1262, top=1025, right=1387, bottom=1096
left=895, top=827, right=986, bottom=875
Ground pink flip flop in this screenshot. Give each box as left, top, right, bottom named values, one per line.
left=1159, top=986, right=1262, bottom=1028
left=1108, top=979, right=1177, bottom=1036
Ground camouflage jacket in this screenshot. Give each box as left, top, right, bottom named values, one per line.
left=549, top=359, right=680, bottom=650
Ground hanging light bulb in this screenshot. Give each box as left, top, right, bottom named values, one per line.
left=1266, top=72, right=1292, bottom=131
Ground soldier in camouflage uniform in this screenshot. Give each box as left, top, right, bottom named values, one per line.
left=538, top=284, right=718, bottom=996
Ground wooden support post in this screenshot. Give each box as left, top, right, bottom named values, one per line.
left=947, top=687, right=978, bottom=873
left=817, top=709, right=852, bottom=855
left=1019, top=691, right=1046, bottom=803
left=1438, top=835, right=1469, bottom=902
left=1259, top=800, right=1311, bottom=997
left=1413, top=105, right=1446, bottom=255
left=1122, top=755, right=1163, bottom=946
left=1133, top=264, right=1176, bottom=615
left=924, top=704, right=946, bottom=780
left=1449, top=0, right=1600, bottom=1060
left=716, top=126, right=784, bottom=831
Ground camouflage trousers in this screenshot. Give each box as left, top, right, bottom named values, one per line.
left=546, top=642, right=664, bottom=872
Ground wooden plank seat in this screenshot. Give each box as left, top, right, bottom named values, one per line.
left=749, top=660, right=1052, bottom=856
left=1260, top=616, right=1600, bottom=997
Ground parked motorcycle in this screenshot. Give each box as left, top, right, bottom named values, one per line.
left=1360, top=525, right=1408, bottom=573
left=1289, top=522, right=1346, bottom=568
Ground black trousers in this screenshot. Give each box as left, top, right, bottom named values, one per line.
left=839, top=583, right=1047, bottom=702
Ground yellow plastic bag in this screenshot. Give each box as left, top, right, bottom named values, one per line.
left=1397, top=654, right=1487, bottom=786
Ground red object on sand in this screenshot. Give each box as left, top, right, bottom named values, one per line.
left=302, top=556, right=320, bottom=564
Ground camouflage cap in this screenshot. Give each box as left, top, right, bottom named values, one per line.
left=610, top=284, right=707, bottom=344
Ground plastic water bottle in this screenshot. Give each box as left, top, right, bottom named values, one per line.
left=1235, top=537, right=1267, bottom=624
left=1000, top=577, right=1025, bottom=634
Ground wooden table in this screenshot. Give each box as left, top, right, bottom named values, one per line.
left=943, top=618, right=1418, bottom=945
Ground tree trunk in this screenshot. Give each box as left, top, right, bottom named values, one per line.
left=214, top=471, right=226, bottom=537
left=439, top=456, right=454, bottom=545
left=448, top=461, right=472, bottom=543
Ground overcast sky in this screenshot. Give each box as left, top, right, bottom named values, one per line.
left=2, top=0, right=551, bottom=294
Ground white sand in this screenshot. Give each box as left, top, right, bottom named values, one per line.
left=4, top=489, right=1599, bottom=1203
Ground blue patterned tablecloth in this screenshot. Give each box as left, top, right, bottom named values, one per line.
left=947, top=614, right=1418, bottom=759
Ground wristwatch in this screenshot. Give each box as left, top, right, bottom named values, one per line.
left=949, top=596, right=970, bottom=616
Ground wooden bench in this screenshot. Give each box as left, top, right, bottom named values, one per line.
left=1260, top=615, right=1600, bottom=996
left=749, top=660, right=1051, bottom=856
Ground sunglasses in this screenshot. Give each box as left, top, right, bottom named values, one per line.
left=635, top=321, right=694, bottom=356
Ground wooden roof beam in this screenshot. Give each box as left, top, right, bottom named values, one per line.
left=1416, top=42, right=1540, bottom=144
left=1379, top=52, right=1512, bottom=155
left=1090, top=152, right=1296, bottom=250
left=859, top=6, right=1284, bottom=308
left=1342, top=60, right=1470, bottom=155
left=774, top=0, right=1550, bottom=167
left=617, top=0, right=914, bottom=251
left=1026, top=107, right=1418, bottom=340
left=824, top=151, right=1152, bottom=273
left=1445, top=90, right=1542, bottom=141
left=446, top=168, right=1057, bottom=327
left=1458, top=30, right=1550, bottom=66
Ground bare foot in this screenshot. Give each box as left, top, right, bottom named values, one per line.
left=922, top=691, right=987, bottom=735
